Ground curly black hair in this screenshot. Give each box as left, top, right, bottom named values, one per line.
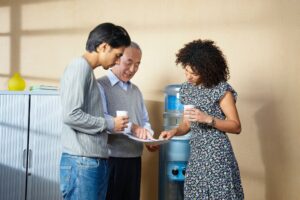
left=175, top=39, right=230, bottom=88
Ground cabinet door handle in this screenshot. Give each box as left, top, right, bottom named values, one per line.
left=28, top=149, right=32, bottom=168
left=27, top=149, right=32, bottom=176
left=23, top=149, right=33, bottom=169
left=22, top=149, right=27, bottom=168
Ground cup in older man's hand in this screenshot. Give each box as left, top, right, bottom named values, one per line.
left=116, top=110, right=130, bottom=133
left=116, top=110, right=128, bottom=117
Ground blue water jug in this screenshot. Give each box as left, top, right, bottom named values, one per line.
left=164, top=84, right=183, bottom=112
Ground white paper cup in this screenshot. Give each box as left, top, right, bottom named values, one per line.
left=184, top=105, right=194, bottom=121
left=184, top=105, right=195, bottom=110
left=116, top=111, right=130, bottom=133
left=116, top=110, right=128, bottom=117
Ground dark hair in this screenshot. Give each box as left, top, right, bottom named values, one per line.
left=176, top=39, right=229, bottom=88
left=86, top=22, right=131, bottom=52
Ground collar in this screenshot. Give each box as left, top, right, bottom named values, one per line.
left=107, top=70, right=132, bottom=88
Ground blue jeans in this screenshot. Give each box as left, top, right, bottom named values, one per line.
left=60, top=153, right=109, bottom=200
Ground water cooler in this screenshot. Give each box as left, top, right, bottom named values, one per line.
left=159, top=84, right=191, bottom=200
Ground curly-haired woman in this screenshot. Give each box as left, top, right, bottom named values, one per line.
left=160, top=39, right=244, bottom=199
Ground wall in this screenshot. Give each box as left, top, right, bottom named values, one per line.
left=0, top=0, right=300, bottom=199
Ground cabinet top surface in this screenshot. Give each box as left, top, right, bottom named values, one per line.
left=0, top=90, right=59, bottom=95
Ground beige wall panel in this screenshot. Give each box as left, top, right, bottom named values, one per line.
left=0, top=77, right=9, bottom=90
left=0, top=6, right=10, bottom=32
left=20, top=34, right=85, bottom=82
left=21, top=1, right=77, bottom=30
left=0, top=36, right=10, bottom=75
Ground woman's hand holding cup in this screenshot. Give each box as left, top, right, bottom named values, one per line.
left=184, top=105, right=195, bottom=121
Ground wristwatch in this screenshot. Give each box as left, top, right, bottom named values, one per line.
left=207, top=117, right=216, bottom=127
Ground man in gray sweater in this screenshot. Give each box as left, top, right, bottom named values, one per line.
left=59, top=23, right=131, bottom=200
left=97, top=42, right=158, bottom=200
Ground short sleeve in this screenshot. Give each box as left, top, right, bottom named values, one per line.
left=179, top=82, right=190, bottom=105
left=215, top=82, right=237, bottom=102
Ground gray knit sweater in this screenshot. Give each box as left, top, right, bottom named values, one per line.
left=60, top=57, right=108, bottom=158
left=97, top=76, right=144, bottom=157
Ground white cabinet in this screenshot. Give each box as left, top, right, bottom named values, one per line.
left=0, top=93, right=29, bottom=200
left=0, top=91, right=62, bottom=200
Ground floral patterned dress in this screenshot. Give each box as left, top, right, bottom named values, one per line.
left=180, top=81, right=244, bottom=200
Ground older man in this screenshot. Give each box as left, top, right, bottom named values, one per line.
left=98, top=41, right=157, bottom=200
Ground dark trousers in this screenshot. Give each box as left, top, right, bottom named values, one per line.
left=106, top=157, right=141, bottom=200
